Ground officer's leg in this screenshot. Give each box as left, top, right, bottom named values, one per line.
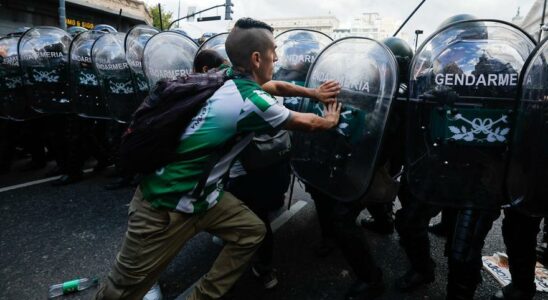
left=331, top=198, right=384, bottom=299
left=394, top=179, right=439, bottom=291
left=491, top=208, right=541, bottom=300
left=307, top=186, right=337, bottom=257
left=446, top=208, right=500, bottom=300
left=362, top=202, right=394, bottom=234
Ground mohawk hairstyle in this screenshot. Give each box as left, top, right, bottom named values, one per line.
left=234, top=18, right=273, bottom=32
left=225, top=18, right=275, bottom=71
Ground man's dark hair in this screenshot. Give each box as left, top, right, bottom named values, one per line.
left=194, top=49, right=225, bottom=73
left=225, top=18, right=275, bottom=71
left=233, top=18, right=273, bottom=32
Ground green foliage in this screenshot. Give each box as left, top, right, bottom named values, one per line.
left=149, top=4, right=173, bottom=30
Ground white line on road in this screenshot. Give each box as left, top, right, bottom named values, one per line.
left=0, top=168, right=94, bottom=193
left=175, top=200, right=308, bottom=300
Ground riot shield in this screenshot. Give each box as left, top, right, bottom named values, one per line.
left=0, top=34, right=37, bottom=121
left=142, top=31, right=198, bottom=88
left=406, top=20, right=536, bottom=209
left=92, top=33, right=137, bottom=123
left=291, top=37, right=399, bottom=202
left=18, top=26, right=72, bottom=114
left=196, top=32, right=229, bottom=61
left=124, top=25, right=159, bottom=97
left=69, top=31, right=109, bottom=119
left=506, top=38, right=548, bottom=216
left=274, top=29, right=332, bottom=111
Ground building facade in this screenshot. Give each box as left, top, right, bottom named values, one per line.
left=517, top=0, right=547, bottom=41
left=0, top=0, right=152, bottom=36
left=263, top=16, right=340, bottom=37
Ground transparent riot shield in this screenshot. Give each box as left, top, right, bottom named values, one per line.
left=0, top=34, right=37, bottom=121
left=506, top=38, right=548, bottom=216
left=142, top=31, right=198, bottom=88
left=291, top=37, right=399, bottom=202
left=196, top=32, right=229, bottom=61
left=18, top=27, right=72, bottom=114
left=406, top=20, right=536, bottom=209
left=69, top=31, right=108, bottom=119
left=124, top=25, right=159, bottom=98
left=92, top=33, right=137, bottom=123
left=274, top=29, right=332, bottom=111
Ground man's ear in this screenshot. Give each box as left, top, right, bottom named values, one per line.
left=250, top=51, right=261, bottom=70
left=202, top=66, right=209, bottom=73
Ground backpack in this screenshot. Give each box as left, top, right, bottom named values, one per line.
left=118, top=69, right=228, bottom=174
left=239, top=130, right=292, bottom=171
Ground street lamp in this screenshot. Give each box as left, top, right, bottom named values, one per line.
left=414, top=29, right=423, bottom=52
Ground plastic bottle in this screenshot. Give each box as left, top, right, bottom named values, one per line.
left=47, top=277, right=99, bottom=298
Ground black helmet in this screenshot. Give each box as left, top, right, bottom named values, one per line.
left=170, top=28, right=189, bottom=37
left=382, top=37, right=413, bottom=82
left=436, top=14, right=487, bottom=44
left=437, top=14, right=477, bottom=29
left=93, top=24, right=117, bottom=33
left=67, top=26, right=88, bottom=37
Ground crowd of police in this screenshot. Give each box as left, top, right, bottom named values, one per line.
left=0, top=12, right=547, bottom=300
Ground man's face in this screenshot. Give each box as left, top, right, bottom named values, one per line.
left=256, top=34, right=278, bottom=85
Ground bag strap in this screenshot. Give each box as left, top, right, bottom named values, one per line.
left=190, top=135, right=243, bottom=199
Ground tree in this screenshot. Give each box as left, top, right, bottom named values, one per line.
left=149, top=4, right=173, bottom=30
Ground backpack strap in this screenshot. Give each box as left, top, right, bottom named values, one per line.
left=190, top=135, right=244, bottom=199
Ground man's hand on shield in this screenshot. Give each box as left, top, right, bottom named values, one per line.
left=314, top=80, right=340, bottom=104
left=323, top=101, right=342, bottom=128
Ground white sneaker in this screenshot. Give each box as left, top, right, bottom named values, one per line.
left=143, top=282, right=163, bottom=300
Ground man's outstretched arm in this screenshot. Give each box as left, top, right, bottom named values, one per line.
left=283, top=102, right=342, bottom=132
left=263, top=80, right=340, bottom=104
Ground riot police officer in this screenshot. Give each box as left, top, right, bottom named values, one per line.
left=492, top=36, right=548, bottom=300
left=395, top=14, right=535, bottom=299
left=360, top=37, right=414, bottom=235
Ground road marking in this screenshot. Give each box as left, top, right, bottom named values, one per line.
left=175, top=200, right=308, bottom=300
left=0, top=168, right=94, bottom=193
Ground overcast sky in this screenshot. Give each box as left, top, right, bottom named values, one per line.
left=144, top=0, right=538, bottom=39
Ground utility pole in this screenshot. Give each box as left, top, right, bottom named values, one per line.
left=414, top=29, right=423, bottom=52
left=58, top=0, right=67, bottom=30
left=225, top=0, right=234, bottom=20
left=177, top=0, right=181, bottom=27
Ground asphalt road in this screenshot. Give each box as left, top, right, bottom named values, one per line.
left=0, top=159, right=546, bottom=300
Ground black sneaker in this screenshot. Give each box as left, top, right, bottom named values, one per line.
left=251, top=266, right=278, bottom=289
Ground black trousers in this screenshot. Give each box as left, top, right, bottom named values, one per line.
left=395, top=178, right=500, bottom=299
left=502, top=208, right=542, bottom=298
left=307, top=186, right=382, bottom=283
left=226, top=160, right=291, bottom=271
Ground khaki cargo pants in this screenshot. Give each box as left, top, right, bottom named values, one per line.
left=94, top=187, right=266, bottom=300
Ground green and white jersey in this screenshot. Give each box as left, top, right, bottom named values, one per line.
left=140, top=73, right=291, bottom=213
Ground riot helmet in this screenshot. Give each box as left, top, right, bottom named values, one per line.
left=381, top=37, right=413, bottom=83
left=170, top=28, right=189, bottom=37
left=67, top=26, right=88, bottom=37
left=437, top=14, right=477, bottom=29
left=93, top=24, right=117, bottom=33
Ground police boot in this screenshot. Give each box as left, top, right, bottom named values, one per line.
left=491, top=284, right=535, bottom=300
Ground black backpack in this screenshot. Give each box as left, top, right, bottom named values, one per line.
left=118, top=69, right=229, bottom=174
